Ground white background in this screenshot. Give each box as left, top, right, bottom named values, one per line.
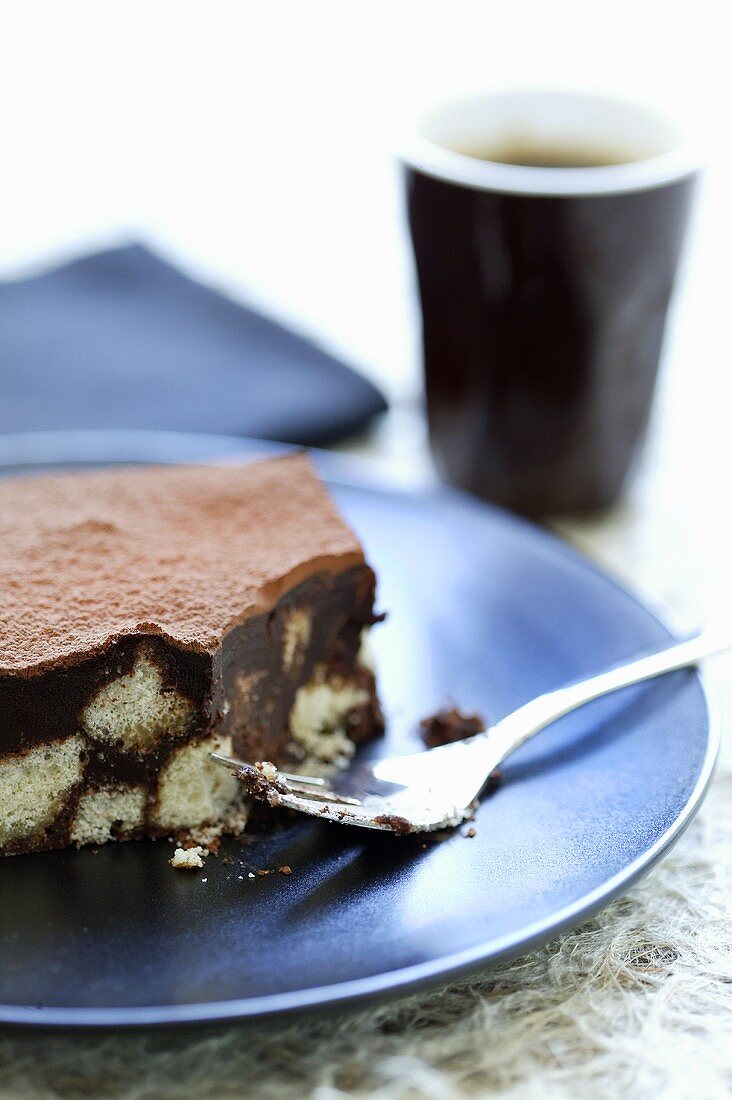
left=0, top=0, right=730, bottom=586
left=0, top=1, right=729, bottom=391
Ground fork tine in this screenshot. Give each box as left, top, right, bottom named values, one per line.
left=279, top=786, right=362, bottom=806
left=278, top=771, right=327, bottom=787
left=208, top=752, right=362, bottom=806
left=272, top=789, right=401, bottom=832
left=209, top=752, right=246, bottom=770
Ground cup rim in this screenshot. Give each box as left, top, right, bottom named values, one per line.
left=399, top=90, right=701, bottom=197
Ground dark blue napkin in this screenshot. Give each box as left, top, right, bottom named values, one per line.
left=0, top=244, right=387, bottom=443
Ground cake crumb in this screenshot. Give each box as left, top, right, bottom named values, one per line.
left=279, top=865, right=292, bottom=875
left=256, top=760, right=278, bottom=780
left=248, top=872, right=255, bottom=879
left=170, top=845, right=207, bottom=870
left=419, top=707, right=485, bottom=748
left=256, top=868, right=271, bottom=876
left=464, top=827, right=477, bottom=839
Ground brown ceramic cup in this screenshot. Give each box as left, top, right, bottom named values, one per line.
left=402, top=91, right=699, bottom=517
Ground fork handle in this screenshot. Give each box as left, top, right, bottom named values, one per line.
left=488, top=631, right=731, bottom=762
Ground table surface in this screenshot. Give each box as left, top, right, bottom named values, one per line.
left=1, top=4, right=730, bottom=1096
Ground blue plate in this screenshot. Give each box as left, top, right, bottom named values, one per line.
left=0, top=431, right=717, bottom=1029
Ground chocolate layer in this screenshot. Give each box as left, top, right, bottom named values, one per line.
left=0, top=638, right=212, bottom=759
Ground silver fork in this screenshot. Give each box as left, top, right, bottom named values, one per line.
left=210, top=631, right=728, bottom=834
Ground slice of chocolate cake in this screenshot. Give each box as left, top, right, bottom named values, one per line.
left=0, top=454, right=383, bottom=856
